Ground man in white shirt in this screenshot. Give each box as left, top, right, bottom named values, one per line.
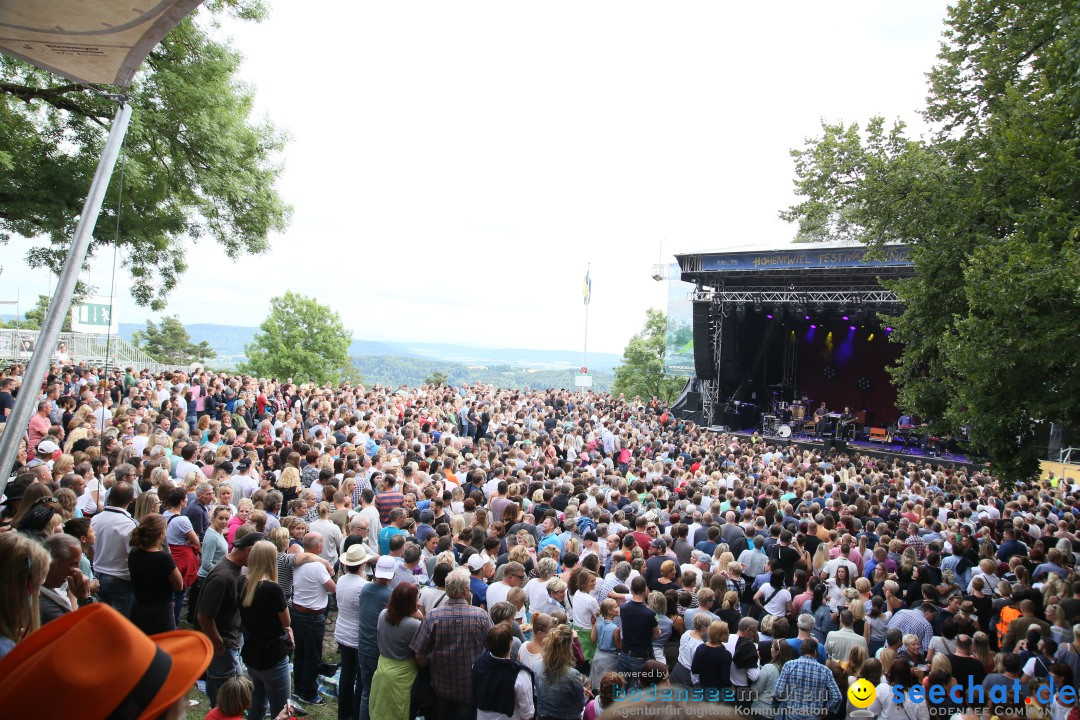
left=486, top=561, right=527, bottom=620
left=90, top=481, right=138, bottom=618
left=173, top=442, right=201, bottom=482
left=292, top=532, right=336, bottom=704
left=231, top=458, right=259, bottom=499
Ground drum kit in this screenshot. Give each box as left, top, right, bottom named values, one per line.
left=760, top=394, right=809, bottom=438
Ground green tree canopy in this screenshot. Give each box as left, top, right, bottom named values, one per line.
left=0, top=0, right=291, bottom=311
left=21, top=294, right=72, bottom=332
left=424, top=370, right=449, bottom=386
left=612, top=309, right=685, bottom=404
left=780, top=0, right=1080, bottom=482
left=131, top=316, right=216, bottom=365
left=242, top=292, right=352, bottom=385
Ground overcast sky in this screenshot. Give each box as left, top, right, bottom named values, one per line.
left=1, top=1, right=949, bottom=355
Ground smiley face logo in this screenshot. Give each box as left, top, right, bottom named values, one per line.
left=848, top=678, right=877, bottom=709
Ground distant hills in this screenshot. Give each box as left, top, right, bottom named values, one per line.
left=116, top=322, right=624, bottom=375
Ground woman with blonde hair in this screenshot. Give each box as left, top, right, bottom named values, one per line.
left=277, top=465, right=300, bottom=504
left=133, top=490, right=161, bottom=521
left=537, top=623, right=588, bottom=720
left=239, top=540, right=292, bottom=720
left=228, top=498, right=253, bottom=548
left=0, top=532, right=50, bottom=659
left=972, top=631, right=995, bottom=673
left=64, top=427, right=89, bottom=454
left=50, top=454, right=75, bottom=484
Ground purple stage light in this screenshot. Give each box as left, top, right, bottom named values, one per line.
left=804, top=315, right=810, bottom=320
left=842, top=315, right=849, bottom=321
left=849, top=325, right=856, bottom=331
left=766, top=314, right=773, bottom=319
left=810, top=324, right=817, bottom=329
left=885, top=326, right=893, bottom=333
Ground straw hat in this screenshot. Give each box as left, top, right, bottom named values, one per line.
left=0, top=603, right=212, bottom=719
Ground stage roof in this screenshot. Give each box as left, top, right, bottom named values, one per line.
left=675, top=242, right=914, bottom=289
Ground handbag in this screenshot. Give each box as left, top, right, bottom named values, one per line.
left=241, top=630, right=291, bottom=671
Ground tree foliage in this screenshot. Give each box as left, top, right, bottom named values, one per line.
left=0, top=0, right=291, bottom=310
left=242, top=292, right=352, bottom=385
left=781, top=0, right=1080, bottom=481
left=131, top=316, right=216, bottom=365
left=612, top=309, right=685, bottom=404
left=424, top=370, right=449, bottom=386
left=21, top=294, right=72, bottom=332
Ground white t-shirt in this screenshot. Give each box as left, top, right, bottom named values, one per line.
left=762, top=584, right=792, bottom=617
left=334, top=572, right=367, bottom=648
left=571, top=590, right=600, bottom=629
left=476, top=668, right=534, bottom=720
left=524, top=578, right=552, bottom=614
left=485, top=581, right=513, bottom=612
left=174, top=460, right=200, bottom=482
left=78, top=478, right=103, bottom=514
left=292, top=561, right=332, bottom=609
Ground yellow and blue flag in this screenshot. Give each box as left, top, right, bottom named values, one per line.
left=583, top=269, right=592, bottom=305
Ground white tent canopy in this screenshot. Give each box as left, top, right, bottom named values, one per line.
left=0, top=0, right=204, bottom=86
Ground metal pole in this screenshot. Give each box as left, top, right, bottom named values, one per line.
left=0, top=101, right=132, bottom=496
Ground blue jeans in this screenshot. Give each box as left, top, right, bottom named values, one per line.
left=291, top=608, right=326, bottom=701
left=616, top=650, right=649, bottom=687
left=206, top=647, right=242, bottom=708
left=248, top=656, right=291, bottom=720
left=338, top=644, right=359, bottom=720
left=173, top=589, right=186, bottom=627
left=97, top=573, right=134, bottom=619
left=357, top=652, right=378, bottom=720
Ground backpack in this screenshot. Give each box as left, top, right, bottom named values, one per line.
left=996, top=604, right=1021, bottom=642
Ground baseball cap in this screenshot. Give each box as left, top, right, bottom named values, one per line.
left=36, top=440, right=59, bottom=455
left=374, top=556, right=396, bottom=580
left=232, top=532, right=267, bottom=550
left=692, top=550, right=711, bottom=563
left=467, top=554, right=489, bottom=572
left=650, top=539, right=667, bottom=550
left=237, top=458, right=252, bottom=470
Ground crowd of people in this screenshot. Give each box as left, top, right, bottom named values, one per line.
left=0, top=361, right=1079, bottom=720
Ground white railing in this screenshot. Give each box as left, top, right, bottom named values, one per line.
left=0, top=329, right=187, bottom=374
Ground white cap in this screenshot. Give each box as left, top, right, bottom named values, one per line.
left=467, top=554, right=489, bottom=572
left=374, top=556, right=396, bottom=580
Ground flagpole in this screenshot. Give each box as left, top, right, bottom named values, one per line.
left=582, top=263, right=590, bottom=374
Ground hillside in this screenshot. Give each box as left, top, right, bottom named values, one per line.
left=353, top=355, right=612, bottom=391
left=117, top=322, right=623, bottom=372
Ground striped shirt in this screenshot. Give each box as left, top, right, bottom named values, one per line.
left=375, top=490, right=404, bottom=526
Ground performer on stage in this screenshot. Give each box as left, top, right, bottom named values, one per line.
left=896, top=413, right=913, bottom=444
left=839, top=406, right=855, bottom=438
left=813, top=402, right=829, bottom=438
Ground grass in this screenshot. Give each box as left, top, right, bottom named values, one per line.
left=182, top=608, right=342, bottom=720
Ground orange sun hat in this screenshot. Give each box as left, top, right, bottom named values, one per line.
left=0, top=603, right=212, bottom=719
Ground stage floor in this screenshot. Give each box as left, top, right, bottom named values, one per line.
left=711, top=425, right=982, bottom=471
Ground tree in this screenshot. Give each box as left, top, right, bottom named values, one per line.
left=612, top=309, right=685, bottom=404
left=424, top=370, right=449, bottom=386
left=131, top=316, right=216, bottom=365
left=21, top=294, right=72, bottom=332
left=242, top=292, right=352, bottom=385
left=780, top=0, right=1080, bottom=482
left=0, top=0, right=291, bottom=311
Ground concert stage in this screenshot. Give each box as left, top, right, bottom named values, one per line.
left=717, top=426, right=983, bottom=472
left=670, top=241, right=923, bottom=440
